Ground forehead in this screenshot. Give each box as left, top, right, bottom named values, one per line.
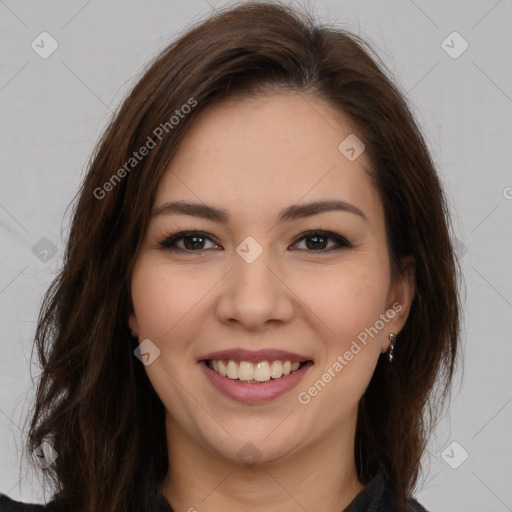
left=154, top=92, right=382, bottom=226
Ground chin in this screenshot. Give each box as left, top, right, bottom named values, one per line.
left=201, top=429, right=301, bottom=467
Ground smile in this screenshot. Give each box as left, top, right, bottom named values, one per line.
left=198, top=348, right=314, bottom=402
left=206, top=359, right=306, bottom=383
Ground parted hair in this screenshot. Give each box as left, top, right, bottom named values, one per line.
left=24, top=2, right=460, bottom=511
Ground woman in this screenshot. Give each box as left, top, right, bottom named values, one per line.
left=1, top=2, right=460, bottom=511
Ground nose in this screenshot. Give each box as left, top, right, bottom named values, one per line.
left=215, top=245, right=295, bottom=331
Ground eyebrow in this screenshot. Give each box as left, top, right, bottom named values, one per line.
left=152, top=199, right=368, bottom=223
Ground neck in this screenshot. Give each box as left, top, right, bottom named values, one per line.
left=160, top=412, right=364, bottom=512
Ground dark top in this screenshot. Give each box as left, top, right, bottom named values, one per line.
left=0, top=471, right=429, bottom=511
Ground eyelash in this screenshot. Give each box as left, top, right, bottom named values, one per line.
left=158, top=229, right=354, bottom=253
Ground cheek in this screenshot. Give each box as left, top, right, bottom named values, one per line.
left=295, top=266, right=388, bottom=424
left=130, top=260, right=210, bottom=410
left=296, top=259, right=390, bottom=337
left=131, top=258, right=212, bottom=342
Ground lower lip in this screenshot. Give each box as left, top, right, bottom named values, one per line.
left=199, top=361, right=313, bottom=403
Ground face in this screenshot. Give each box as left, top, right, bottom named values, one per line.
left=128, top=92, right=413, bottom=466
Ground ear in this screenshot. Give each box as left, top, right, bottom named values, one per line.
left=381, top=256, right=415, bottom=353
left=128, top=311, right=139, bottom=338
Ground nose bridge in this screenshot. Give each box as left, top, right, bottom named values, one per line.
left=216, top=239, right=294, bottom=328
left=235, top=247, right=275, bottom=295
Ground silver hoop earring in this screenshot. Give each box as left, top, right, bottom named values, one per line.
left=388, top=333, right=397, bottom=363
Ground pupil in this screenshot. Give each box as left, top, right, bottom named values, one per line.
left=306, top=235, right=326, bottom=250
left=185, top=236, right=204, bottom=250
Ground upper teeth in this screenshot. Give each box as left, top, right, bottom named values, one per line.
left=209, top=360, right=301, bottom=382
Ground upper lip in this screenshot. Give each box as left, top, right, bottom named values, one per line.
left=199, top=348, right=313, bottom=363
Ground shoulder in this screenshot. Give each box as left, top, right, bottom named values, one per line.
left=343, top=472, right=432, bottom=512
left=406, top=497, right=430, bottom=512
left=0, top=492, right=57, bottom=511
left=1, top=492, right=171, bottom=512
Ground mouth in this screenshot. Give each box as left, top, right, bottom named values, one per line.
left=198, top=349, right=314, bottom=403
left=203, top=358, right=310, bottom=383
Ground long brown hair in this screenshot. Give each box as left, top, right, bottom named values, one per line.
left=24, top=2, right=461, bottom=510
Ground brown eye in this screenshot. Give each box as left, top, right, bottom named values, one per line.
left=182, top=235, right=207, bottom=250
left=305, top=233, right=329, bottom=250
left=292, top=231, right=353, bottom=252
left=160, top=231, right=220, bottom=251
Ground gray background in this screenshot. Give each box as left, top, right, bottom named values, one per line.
left=0, top=0, right=511, bottom=509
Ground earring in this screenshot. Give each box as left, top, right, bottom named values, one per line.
left=388, top=333, right=397, bottom=363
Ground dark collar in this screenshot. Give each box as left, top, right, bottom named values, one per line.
left=153, top=471, right=428, bottom=512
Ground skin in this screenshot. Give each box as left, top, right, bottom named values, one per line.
left=128, top=91, right=415, bottom=512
